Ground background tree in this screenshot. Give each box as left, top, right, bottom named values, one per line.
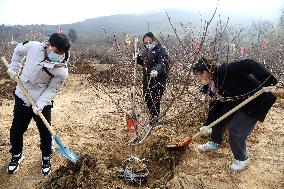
left=68, top=29, right=78, bottom=43
left=279, top=8, right=284, bottom=38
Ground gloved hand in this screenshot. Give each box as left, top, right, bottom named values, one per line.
left=32, top=106, right=42, bottom=115
left=262, top=86, right=276, bottom=92
left=150, top=70, right=158, bottom=78
left=7, top=68, right=18, bottom=80
left=199, top=126, right=212, bottom=135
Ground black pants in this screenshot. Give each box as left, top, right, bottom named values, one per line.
left=143, top=83, right=165, bottom=118
left=210, top=111, right=257, bottom=161
left=9, top=95, right=53, bottom=157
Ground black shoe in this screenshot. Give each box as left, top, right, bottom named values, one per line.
left=7, top=153, right=24, bottom=174
left=41, top=156, right=51, bottom=175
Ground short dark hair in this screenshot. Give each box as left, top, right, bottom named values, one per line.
left=48, top=33, right=70, bottom=53
left=192, top=57, right=212, bottom=73
left=143, top=32, right=156, bottom=42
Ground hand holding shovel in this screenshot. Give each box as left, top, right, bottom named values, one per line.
left=167, top=86, right=276, bottom=149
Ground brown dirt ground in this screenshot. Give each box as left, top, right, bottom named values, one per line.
left=0, top=74, right=283, bottom=189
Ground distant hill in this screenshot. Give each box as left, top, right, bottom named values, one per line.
left=0, top=9, right=277, bottom=41
left=62, top=9, right=203, bottom=39
left=59, top=9, right=261, bottom=39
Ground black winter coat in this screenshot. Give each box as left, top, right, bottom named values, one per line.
left=203, top=59, right=277, bottom=124
left=137, top=44, right=169, bottom=88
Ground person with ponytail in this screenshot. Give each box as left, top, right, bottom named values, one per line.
left=192, top=57, right=277, bottom=172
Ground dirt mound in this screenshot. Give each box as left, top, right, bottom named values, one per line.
left=39, top=136, right=187, bottom=189
left=39, top=155, right=100, bottom=189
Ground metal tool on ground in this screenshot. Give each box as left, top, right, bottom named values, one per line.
left=117, top=146, right=149, bottom=185
left=1, top=56, right=79, bottom=163
left=167, top=86, right=275, bottom=149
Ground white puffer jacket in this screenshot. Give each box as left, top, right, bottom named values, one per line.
left=9, top=41, right=68, bottom=109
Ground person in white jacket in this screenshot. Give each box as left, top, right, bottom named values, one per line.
left=6, top=33, right=70, bottom=175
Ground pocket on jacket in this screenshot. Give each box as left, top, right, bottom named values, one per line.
left=36, top=69, right=51, bottom=84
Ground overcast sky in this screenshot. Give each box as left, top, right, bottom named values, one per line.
left=0, top=0, right=283, bottom=25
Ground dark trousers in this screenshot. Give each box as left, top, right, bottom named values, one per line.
left=210, top=111, right=257, bottom=161
left=143, top=83, right=165, bottom=118
left=9, top=95, right=53, bottom=157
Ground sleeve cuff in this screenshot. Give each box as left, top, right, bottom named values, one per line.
left=36, top=100, right=46, bottom=110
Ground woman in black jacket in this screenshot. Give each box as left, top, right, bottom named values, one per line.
left=193, top=57, right=277, bottom=172
left=137, top=32, right=169, bottom=124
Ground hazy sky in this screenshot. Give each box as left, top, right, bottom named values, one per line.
left=0, top=0, right=283, bottom=25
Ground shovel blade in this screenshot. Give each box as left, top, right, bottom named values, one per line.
left=54, top=135, right=79, bottom=163
left=127, top=117, right=139, bottom=133
left=166, top=138, right=192, bottom=149
left=57, top=146, right=79, bottom=163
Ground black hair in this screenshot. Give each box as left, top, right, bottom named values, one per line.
left=192, top=57, right=212, bottom=73
left=48, top=33, right=70, bottom=53
left=143, top=32, right=156, bottom=42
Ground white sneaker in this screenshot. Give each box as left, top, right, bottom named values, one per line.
left=198, top=141, right=219, bottom=152
left=230, top=158, right=250, bottom=172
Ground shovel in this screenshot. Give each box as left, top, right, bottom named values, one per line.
left=167, top=86, right=275, bottom=149
left=127, top=38, right=143, bottom=144
left=1, top=57, right=79, bottom=163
